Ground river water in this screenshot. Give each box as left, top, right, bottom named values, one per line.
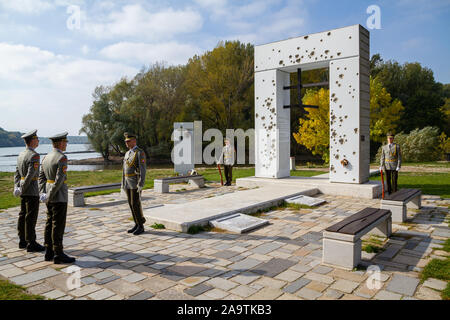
left=0, top=144, right=116, bottom=172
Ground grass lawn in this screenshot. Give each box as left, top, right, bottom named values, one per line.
left=0, top=278, right=44, bottom=300
left=370, top=172, right=450, bottom=198
left=0, top=167, right=327, bottom=210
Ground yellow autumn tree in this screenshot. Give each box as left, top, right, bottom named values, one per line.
left=370, top=77, right=404, bottom=142
left=293, top=88, right=330, bottom=163
left=293, top=78, right=404, bottom=163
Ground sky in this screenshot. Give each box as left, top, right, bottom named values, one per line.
left=0, top=0, right=449, bottom=136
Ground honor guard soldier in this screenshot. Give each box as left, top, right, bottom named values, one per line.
left=218, top=138, right=235, bottom=186
left=39, top=132, right=75, bottom=264
left=380, top=132, right=402, bottom=195
left=121, top=132, right=147, bottom=235
left=13, top=129, right=45, bottom=252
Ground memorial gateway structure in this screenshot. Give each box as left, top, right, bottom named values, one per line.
left=254, top=24, right=370, bottom=183
left=238, top=24, right=380, bottom=198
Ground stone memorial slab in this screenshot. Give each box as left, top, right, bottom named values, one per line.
left=285, top=195, right=326, bottom=207
left=210, top=213, right=269, bottom=234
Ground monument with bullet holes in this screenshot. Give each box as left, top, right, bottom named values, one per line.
left=237, top=24, right=379, bottom=199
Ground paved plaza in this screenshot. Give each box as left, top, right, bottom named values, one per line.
left=0, top=183, right=448, bottom=300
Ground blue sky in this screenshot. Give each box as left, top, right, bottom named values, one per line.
left=0, top=0, right=449, bottom=136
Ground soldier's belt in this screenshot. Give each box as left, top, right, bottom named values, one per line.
left=21, top=177, right=38, bottom=181
left=386, top=159, right=398, bottom=162
left=125, top=173, right=137, bottom=177
left=47, top=180, right=67, bottom=184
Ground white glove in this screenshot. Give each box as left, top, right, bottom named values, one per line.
left=13, top=187, right=22, bottom=197
left=137, top=186, right=143, bottom=193
left=39, top=193, right=49, bottom=203
left=379, top=166, right=383, bottom=172
left=396, top=167, right=400, bottom=171
left=120, top=188, right=126, bottom=199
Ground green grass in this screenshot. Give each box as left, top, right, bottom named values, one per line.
left=370, top=172, right=450, bottom=198
left=443, top=239, right=450, bottom=253
left=362, top=244, right=383, bottom=253
left=150, top=223, right=165, bottom=229
left=0, top=279, right=45, bottom=300
left=442, top=283, right=450, bottom=300
left=0, top=168, right=326, bottom=210
left=420, top=259, right=450, bottom=282
left=187, top=224, right=212, bottom=234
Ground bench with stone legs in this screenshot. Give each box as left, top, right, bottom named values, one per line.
left=322, top=207, right=392, bottom=269
left=68, top=183, right=122, bottom=207
left=154, top=175, right=204, bottom=193
left=381, top=188, right=421, bottom=223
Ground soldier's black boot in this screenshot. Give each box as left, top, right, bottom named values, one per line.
left=44, top=248, right=54, bottom=261
left=54, top=251, right=76, bottom=264
left=27, top=241, right=46, bottom=252
left=133, top=225, right=145, bottom=235
left=127, top=224, right=138, bottom=233
left=19, top=240, right=27, bottom=249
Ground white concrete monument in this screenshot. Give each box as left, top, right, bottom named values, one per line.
left=173, top=122, right=195, bottom=175
left=254, top=24, right=370, bottom=184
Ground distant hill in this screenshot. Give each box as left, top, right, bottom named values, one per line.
left=0, top=127, right=89, bottom=147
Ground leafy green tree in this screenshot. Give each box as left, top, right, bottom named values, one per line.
left=370, top=77, right=404, bottom=143
left=183, top=41, right=254, bottom=132
left=375, top=126, right=441, bottom=163
left=372, top=59, right=446, bottom=133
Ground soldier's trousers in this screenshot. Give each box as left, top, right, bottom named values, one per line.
left=44, top=202, right=67, bottom=253
left=385, top=170, right=398, bottom=194
left=18, top=196, right=39, bottom=243
left=224, top=165, right=233, bottom=185
left=126, top=189, right=146, bottom=226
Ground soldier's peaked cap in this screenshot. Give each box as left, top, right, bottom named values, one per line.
left=21, top=129, right=38, bottom=139
left=124, top=132, right=137, bottom=141
left=387, top=132, right=394, bottom=137
left=49, top=132, right=68, bottom=142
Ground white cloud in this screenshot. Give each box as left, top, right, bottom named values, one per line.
left=81, top=44, right=89, bottom=55
left=0, top=0, right=54, bottom=14
left=0, top=43, right=137, bottom=135
left=100, top=41, right=202, bottom=65
left=84, top=4, right=203, bottom=40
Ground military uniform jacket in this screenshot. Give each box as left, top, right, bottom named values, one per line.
left=122, top=146, right=146, bottom=190
left=39, top=149, right=68, bottom=203
left=14, top=147, right=40, bottom=196
left=380, top=143, right=402, bottom=170
left=219, top=145, right=235, bottom=166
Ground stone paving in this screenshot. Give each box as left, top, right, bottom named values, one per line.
left=0, top=182, right=448, bottom=300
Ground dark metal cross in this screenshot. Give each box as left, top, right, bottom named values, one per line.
left=283, top=68, right=328, bottom=111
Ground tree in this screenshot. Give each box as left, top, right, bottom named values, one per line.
left=183, top=41, right=254, bottom=132
left=79, top=86, right=116, bottom=160
left=372, top=59, right=446, bottom=133
left=293, top=88, right=330, bottom=163
left=370, top=77, right=404, bottom=143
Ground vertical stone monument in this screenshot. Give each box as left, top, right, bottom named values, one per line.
left=173, top=122, right=195, bottom=175
left=254, top=24, right=370, bottom=184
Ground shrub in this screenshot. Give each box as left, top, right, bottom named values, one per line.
left=375, top=126, right=441, bottom=163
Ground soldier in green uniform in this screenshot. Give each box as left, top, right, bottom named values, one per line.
left=13, top=129, right=45, bottom=252
left=39, top=132, right=75, bottom=264
left=121, top=132, right=146, bottom=235
left=380, top=132, right=402, bottom=195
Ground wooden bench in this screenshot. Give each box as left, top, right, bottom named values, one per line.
left=154, top=175, right=204, bottom=193
left=381, top=188, right=421, bottom=222
left=322, top=208, right=392, bottom=269
left=68, top=183, right=122, bottom=207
